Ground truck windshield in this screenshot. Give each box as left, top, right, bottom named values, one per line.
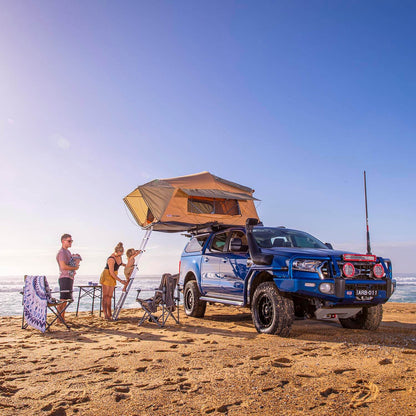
left=252, top=227, right=328, bottom=249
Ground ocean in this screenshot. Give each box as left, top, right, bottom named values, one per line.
left=2, top=274, right=415, bottom=317
left=1, top=274, right=163, bottom=318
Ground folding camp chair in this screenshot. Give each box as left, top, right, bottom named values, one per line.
left=136, top=273, right=180, bottom=327
left=22, top=275, right=73, bottom=332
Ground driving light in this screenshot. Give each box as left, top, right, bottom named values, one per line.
left=292, top=259, right=323, bottom=272
left=373, top=264, right=385, bottom=278
left=319, top=283, right=334, bottom=294
left=342, top=262, right=355, bottom=278
left=343, top=254, right=377, bottom=262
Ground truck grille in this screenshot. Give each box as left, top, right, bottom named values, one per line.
left=337, top=262, right=378, bottom=279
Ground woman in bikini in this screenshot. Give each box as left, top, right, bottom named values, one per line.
left=100, top=242, right=127, bottom=320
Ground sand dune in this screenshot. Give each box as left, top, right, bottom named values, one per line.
left=1, top=302, right=415, bottom=415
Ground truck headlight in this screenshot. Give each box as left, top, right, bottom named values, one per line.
left=292, top=259, right=323, bottom=272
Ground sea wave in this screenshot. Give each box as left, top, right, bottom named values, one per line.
left=0, top=287, right=24, bottom=293
left=394, top=276, right=416, bottom=284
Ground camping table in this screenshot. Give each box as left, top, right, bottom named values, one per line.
left=75, top=285, right=117, bottom=317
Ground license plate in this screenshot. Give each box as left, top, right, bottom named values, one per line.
left=355, top=289, right=378, bottom=297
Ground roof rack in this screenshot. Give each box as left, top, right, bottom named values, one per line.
left=186, top=222, right=236, bottom=235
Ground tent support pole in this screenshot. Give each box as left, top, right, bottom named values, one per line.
left=112, top=227, right=153, bottom=320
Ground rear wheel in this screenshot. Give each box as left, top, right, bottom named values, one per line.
left=184, top=280, right=206, bottom=318
left=251, top=282, right=294, bottom=336
left=339, top=304, right=383, bottom=330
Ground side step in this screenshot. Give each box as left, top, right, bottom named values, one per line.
left=200, top=296, right=244, bottom=306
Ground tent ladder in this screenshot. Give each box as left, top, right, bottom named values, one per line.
left=112, top=227, right=153, bottom=320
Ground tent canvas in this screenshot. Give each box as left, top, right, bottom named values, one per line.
left=124, top=171, right=259, bottom=232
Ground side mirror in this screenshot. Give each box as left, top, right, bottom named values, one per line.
left=230, top=237, right=242, bottom=252
left=325, top=243, right=333, bottom=250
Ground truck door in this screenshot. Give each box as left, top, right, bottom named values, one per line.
left=200, top=231, right=228, bottom=297
left=220, top=230, right=249, bottom=299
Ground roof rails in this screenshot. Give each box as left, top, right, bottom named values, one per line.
left=185, top=219, right=266, bottom=236
left=186, top=222, right=228, bottom=235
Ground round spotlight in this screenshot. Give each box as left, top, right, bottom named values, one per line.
left=342, top=262, right=355, bottom=278
left=373, top=264, right=385, bottom=278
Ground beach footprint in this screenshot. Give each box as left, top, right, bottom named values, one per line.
left=333, top=368, right=356, bottom=374
left=320, top=387, right=339, bottom=397
left=349, top=382, right=379, bottom=408
left=249, top=355, right=269, bottom=361
left=0, top=383, right=21, bottom=396
left=101, top=366, right=118, bottom=374
left=216, top=400, right=243, bottom=413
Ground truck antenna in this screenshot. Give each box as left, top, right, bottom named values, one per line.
left=364, top=170, right=372, bottom=254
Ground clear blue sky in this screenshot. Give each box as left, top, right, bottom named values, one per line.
left=1, top=1, right=415, bottom=276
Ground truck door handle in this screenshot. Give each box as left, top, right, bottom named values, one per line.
left=204, top=257, right=209, bottom=262
left=222, top=259, right=227, bottom=263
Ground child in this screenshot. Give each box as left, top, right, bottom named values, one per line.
left=124, top=249, right=141, bottom=281
left=68, top=254, right=82, bottom=278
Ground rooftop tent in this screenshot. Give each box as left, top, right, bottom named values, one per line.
left=124, top=171, right=259, bottom=232
left=114, top=171, right=260, bottom=319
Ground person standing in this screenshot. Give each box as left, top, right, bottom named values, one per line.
left=56, top=234, right=79, bottom=322
left=100, top=242, right=128, bottom=320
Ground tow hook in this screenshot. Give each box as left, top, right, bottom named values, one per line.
left=334, top=278, right=345, bottom=298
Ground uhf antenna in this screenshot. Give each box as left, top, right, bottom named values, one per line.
left=364, top=170, right=372, bottom=254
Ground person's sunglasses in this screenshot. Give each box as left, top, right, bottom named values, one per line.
left=66, top=239, right=73, bottom=243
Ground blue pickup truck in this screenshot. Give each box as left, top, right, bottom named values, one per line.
left=179, top=218, right=395, bottom=336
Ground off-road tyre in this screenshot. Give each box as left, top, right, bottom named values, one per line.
left=184, top=280, right=206, bottom=318
left=339, top=304, right=383, bottom=330
left=251, top=282, right=294, bottom=336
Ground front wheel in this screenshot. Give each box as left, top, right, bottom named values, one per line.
left=183, top=280, right=206, bottom=318
left=251, top=282, right=294, bottom=336
left=339, top=304, right=383, bottom=330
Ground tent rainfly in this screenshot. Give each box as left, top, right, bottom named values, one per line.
left=124, top=171, right=259, bottom=232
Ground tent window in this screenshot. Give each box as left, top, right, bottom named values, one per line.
left=146, top=208, right=154, bottom=224
left=187, top=197, right=240, bottom=216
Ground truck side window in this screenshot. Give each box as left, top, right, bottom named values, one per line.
left=185, top=235, right=209, bottom=253
left=210, top=232, right=228, bottom=252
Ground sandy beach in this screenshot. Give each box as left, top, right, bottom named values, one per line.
left=1, top=302, right=415, bottom=416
